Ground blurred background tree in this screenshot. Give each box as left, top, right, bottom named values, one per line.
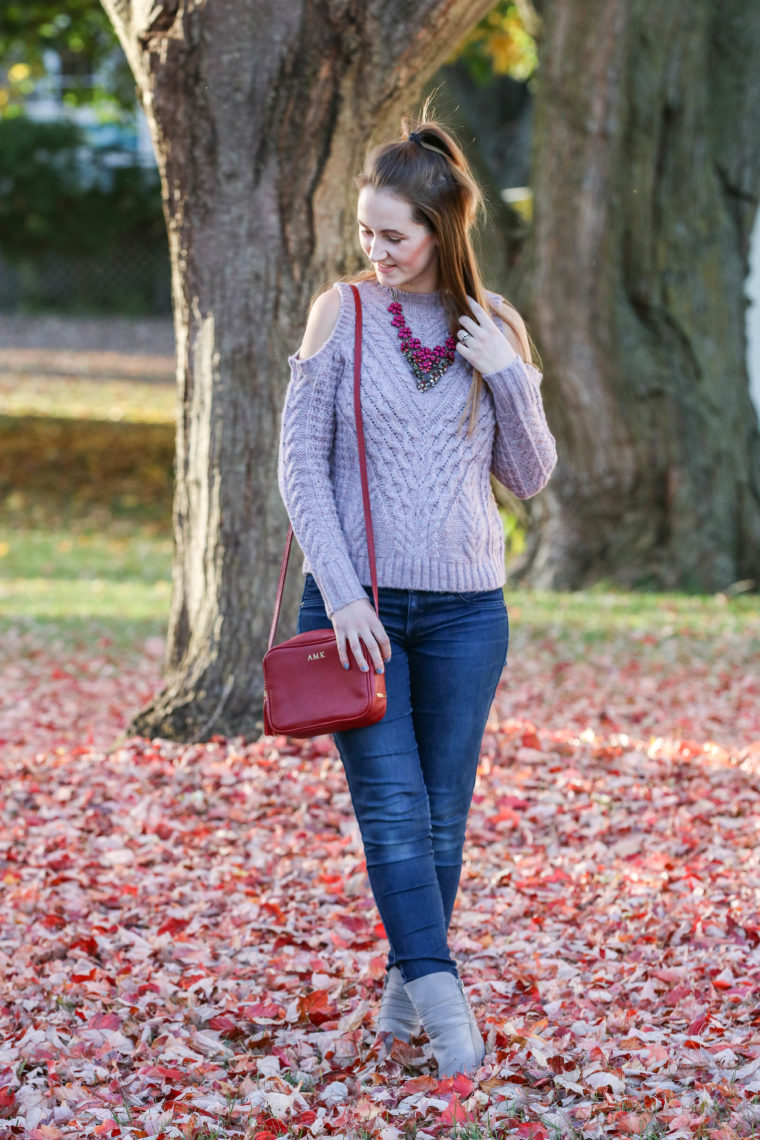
left=0, top=1, right=134, bottom=112
left=0, top=2, right=536, bottom=314
left=434, top=1, right=760, bottom=594
left=516, top=0, right=760, bottom=592
left=0, top=1, right=167, bottom=314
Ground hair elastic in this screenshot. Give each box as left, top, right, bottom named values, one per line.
left=407, top=131, right=422, bottom=145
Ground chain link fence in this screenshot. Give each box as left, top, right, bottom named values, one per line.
left=0, top=242, right=171, bottom=316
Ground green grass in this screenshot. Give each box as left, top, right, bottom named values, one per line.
left=0, top=381, right=175, bottom=654
left=0, top=373, right=175, bottom=423
left=508, top=587, right=760, bottom=640
left=1, top=505, right=758, bottom=660
left=2, top=520, right=757, bottom=662
left=0, top=522, right=171, bottom=582
left=1, top=372, right=758, bottom=661
left=0, top=577, right=171, bottom=621
left=0, top=545, right=171, bottom=657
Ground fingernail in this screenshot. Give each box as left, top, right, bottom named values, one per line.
left=376, top=666, right=384, bottom=674
left=361, top=664, right=369, bottom=672
left=343, top=662, right=349, bottom=670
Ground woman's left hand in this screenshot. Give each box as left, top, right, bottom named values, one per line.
left=455, top=295, right=518, bottom=375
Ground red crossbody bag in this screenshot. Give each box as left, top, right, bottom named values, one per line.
left=262, top=284, right=386, bottom=738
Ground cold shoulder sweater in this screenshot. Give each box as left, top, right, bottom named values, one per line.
left=278, top=278, right=557, bottom=619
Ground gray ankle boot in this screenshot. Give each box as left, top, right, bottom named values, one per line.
left=404, top=971, right=485, bottom=1076
left=376, top=965, right=421, bottom=1041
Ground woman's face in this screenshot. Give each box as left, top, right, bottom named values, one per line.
left=357, top=186, right=439, bottom=294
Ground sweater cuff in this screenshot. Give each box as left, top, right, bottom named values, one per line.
left=482, top=355, right=543, bottom=405
left=313, top=559, right=368, bottom=620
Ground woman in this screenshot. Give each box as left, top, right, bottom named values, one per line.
left=277, top=116, right=557, bottom=1076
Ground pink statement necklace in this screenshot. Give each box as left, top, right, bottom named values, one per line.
left=388, top=287, right=457, bottom=392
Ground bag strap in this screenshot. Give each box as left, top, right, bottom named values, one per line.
left=352, top=284, right=380, bottom=615
left=267, top=283, right=378, bottom=651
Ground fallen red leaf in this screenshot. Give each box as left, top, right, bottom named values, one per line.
left=1, top=608, right=758, bottom=1137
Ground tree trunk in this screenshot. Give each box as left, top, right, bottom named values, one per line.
left=518, top=0, right=760, bottom=589
left=426, top=61, right=534, bottom=295
left=99, top=0, right=496, bottom=741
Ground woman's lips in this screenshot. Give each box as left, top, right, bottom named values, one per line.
left=377, top=265, right=396, bottom=273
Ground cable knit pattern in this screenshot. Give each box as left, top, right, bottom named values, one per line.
left=278, top=278, right=557, bottom=618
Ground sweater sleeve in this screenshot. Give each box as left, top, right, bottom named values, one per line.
left=481, top=297, right=557, bottom=498
left=483, top=355, right=557, bottom=498
left=277, top=285, right=368, bottom=619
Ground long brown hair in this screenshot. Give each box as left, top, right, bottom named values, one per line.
left=347, top=103, right=531, bottom=430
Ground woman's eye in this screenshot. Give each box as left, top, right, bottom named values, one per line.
left=360, top=228, right=401, bottom=243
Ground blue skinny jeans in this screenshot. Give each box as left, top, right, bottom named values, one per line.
left=298, top=574, right=509, bottom=983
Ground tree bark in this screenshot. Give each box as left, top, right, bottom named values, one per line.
left=426, top=62, right=534, bottom=296
left=99, top=0, right=497, bottom=740
left=518, top=0, right=760, bottom=589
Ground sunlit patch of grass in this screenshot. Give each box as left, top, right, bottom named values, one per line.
left=0, top=522, right=171, bottom=582
left=0, top=576, right=171, bottom=620
left=508, top=587, right=760, bottom=643
left=0, top=575, right=170, bottom=659
left=1, top=385, right=757, bottom=671
left=0, top=374, right=175, bottom=658
left=0, top=372, right=176, bottom=423
left=2, top=521, right=758, bottom=662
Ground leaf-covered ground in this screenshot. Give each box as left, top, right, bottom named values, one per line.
left=1, top=601, right=759, bottom=1140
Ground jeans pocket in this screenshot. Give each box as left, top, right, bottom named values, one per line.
left=454, top=588, right=505, bottom=605
left=299, top=574, right=326, bottom=609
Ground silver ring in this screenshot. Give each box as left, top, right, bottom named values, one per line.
left=459, top=330, right=472, bottom=344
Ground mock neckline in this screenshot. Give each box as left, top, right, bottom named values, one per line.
left=372, top=281, right=443, bottom=309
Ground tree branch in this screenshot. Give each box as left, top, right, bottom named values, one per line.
left=99, top=0, right=131, bottom=42
left=133, top=0, right=181, bottom=45
left=373, top=0, right=496, bottom=83
left=100, top=0, right=181, bottom=60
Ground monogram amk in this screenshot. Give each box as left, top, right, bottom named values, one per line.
left=307, top=650, right=326, bottom=660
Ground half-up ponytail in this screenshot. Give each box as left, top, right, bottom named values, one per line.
left=350, top=101, right=518, bottom=431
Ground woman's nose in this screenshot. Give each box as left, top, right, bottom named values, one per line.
left=369, top=237, right=387, bottom=262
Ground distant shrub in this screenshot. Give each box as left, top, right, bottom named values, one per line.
left=0, top=116, right=165, bottom=261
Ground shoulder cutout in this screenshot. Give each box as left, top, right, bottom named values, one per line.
left=298, top=287, right=342, bottom=360
left=490, top=295, right=532, bottom=363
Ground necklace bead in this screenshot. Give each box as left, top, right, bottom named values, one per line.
left=388, top=289, right=456, bottom=392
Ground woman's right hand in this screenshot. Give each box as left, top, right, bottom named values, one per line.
left=331, top=598, right=392, bottom=674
